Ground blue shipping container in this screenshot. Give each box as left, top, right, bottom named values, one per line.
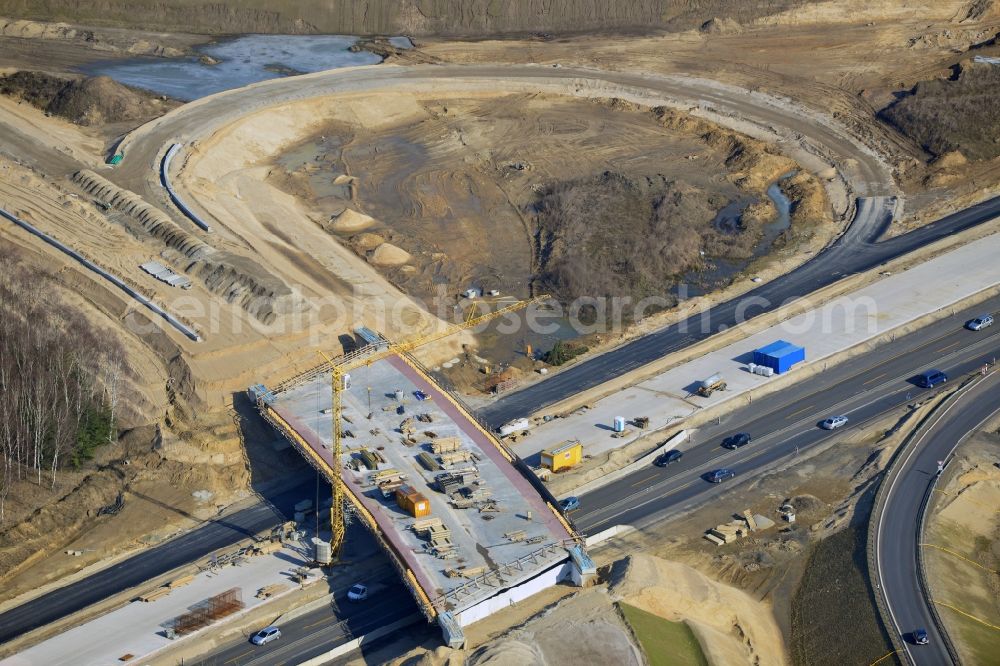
left=753, top=340, right=805, bottom=374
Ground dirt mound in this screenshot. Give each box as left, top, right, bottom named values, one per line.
left=193, top=252, right=308, bottom=324
left=370, top=242, right=412, bottom=266
left=938, top=462, right=1000, bottom=533
left=880, top=61, right=1000, bottom=160
left=933, top=150, right=968, bottom=169
left=700, top=17, right=742, bottom=34
left=330, top=207, right=376, bottom=232
left=0, top=16, right=187, bottom=56
left=352, top=232, right=386, bottom=251
left=47, top=75, right=161, bottom=125
left=780, top=171, right=829, bottom=227
left=703, top=130, right=798, bottom=191
left=0, top=70, right=173, bottom=125
left=533, top=171, right=753, bottom=309
left=609, top=553, right=788, bottom=665
left=0, top=70, right=69, bottom=107
left=0, top=1, right=816, bottom=37
left=467, top=639, right=545, bottom=665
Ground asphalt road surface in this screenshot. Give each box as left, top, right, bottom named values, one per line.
left=482, top=194, right=1000, bottom=427
left=570, top=294, right=1000, bottom=535
left=875, top=367, right=1000, bottom=666
left=191, top=573, right=420, bottom=666
left=0, top=480, right=314, bottom=646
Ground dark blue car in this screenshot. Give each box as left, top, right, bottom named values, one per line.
left=654, top=450, right=683, bottom=466
left=721, top=433, right=751, bottom=450
left=916, top=369, right=947, bottom=388
left=559, top=496, right=580, bottom=512
left=706, top=469, right=736, bottom=483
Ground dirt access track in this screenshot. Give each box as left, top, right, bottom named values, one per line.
left=109, top=64, right=895, bottom=392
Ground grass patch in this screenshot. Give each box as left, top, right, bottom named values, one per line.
left=924, top=511, right=1000, bottom=664
left=619, top=602, right=708, bottom=666
left=790, top=525, right=900, bottom=666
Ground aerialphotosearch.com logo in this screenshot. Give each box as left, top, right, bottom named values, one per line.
left=121, top=281, right=881, bottom=347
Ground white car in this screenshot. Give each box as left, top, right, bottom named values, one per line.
left=347, top=583, right=368, bottom=601
left=250, top=625, right=281, bottom=645
left=820, top=415, right=849, bottom=430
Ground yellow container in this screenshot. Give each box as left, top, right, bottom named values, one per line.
left=541, top=440, right=583, bottom=472
left=396, top=485, right=432, bottom=518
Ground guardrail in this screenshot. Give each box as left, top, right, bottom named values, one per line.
left=0, top=206, right=201, bottom=342
left=866, top=373, right=984, bottom=664
left=161, top=143, right=212, bottom=232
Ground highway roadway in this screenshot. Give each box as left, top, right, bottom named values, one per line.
left=0, top=480, right=314, bottom=646
left=570, top=294, right=1000, bottom=535
left=191, top=573, right=420, bottom=666
left=875, top=366, right=1000, bottom=666
left=482, top=194, right=1000, bottom=427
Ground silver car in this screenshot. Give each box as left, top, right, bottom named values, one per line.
left=966, top=314, right=994, bottom=331
left=820, top=415, right=849, bottom=430
left=251, top=625, right=281, bottom=645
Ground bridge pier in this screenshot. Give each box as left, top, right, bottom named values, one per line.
left=566, top=544, right=597, bottom=587
left=438, top=611, right=466, bottom=649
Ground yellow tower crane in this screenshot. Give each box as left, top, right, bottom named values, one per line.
left=318, top=294, right=548, bottom=560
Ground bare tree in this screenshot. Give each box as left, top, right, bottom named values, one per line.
left=0, top=248, right=130, bottom=522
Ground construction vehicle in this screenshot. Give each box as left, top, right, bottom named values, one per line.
left=317, top=295, right=548, bottom=561
left=696, top=372, right=727, bottom=397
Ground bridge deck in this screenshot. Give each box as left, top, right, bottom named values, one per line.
left=265, top=353, right=573, bottom=617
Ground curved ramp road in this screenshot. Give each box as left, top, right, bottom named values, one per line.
left=875, top=372, right=1000, bottom=666
left=106, top=62, right=999, bottom=425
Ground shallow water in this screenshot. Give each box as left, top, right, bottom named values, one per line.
left=79, top=34, right=387, bottom=101
left=677, top=174, right=794, bottom=298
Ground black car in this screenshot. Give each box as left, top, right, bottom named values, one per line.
left=721, top=432, right=751, bottom=450
left=654, top=449, right=683, bottom=467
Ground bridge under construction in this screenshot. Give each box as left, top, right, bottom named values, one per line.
left=250, top=336, right=594, bottom=646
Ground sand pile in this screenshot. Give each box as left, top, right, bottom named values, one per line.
left=609, top=553, right=788, bottom=665
left=330, top=207, right=375, bottom=232
left=371, top=242, right=412, bottom=266
left=467, top=639, right=545, bottom=665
